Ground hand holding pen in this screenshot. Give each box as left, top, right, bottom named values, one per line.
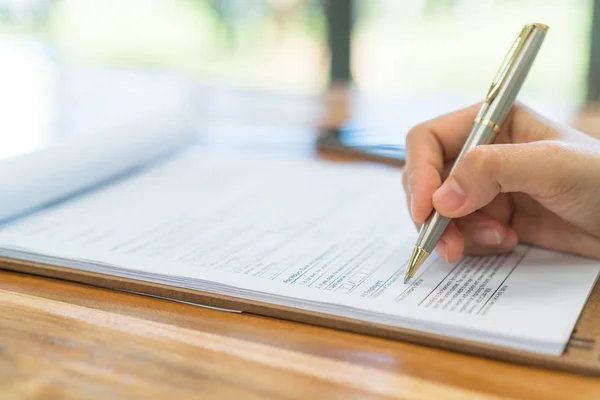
left=402, top=23, right=600, bottom=283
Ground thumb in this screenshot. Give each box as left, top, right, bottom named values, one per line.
left=432, top=141, right=572, bottom=218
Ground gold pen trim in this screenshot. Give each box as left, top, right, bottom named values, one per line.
left=474, top=118, right=501, bottom=133
left=485, top=23, right=549, bottom=103
left=404, top=247, right=429, bottom=284
left=532, top=23, right=549, bottom=33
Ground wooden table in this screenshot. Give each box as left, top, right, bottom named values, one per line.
left=3, top=83, right=600, bottom=400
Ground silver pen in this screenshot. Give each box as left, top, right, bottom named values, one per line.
left=404, top=23, right=548, bottom=284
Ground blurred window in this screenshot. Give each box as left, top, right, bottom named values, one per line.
left=48, top=0, right=328, bottom=94
left=0, top=0, right=594, bottom=108
left=352, top=0, right=593, bottom=108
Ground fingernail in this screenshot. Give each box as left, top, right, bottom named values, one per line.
left=435, top=240, right=448, bottom=262
left=433, top=178, right=465, bottom=211
left=410, top=192, right=416, bottom=220
left=473, top=227, right=502, bottom=246
left=503, top=230, right=519, bottom=250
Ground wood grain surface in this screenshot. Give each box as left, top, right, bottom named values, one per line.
left=2, top=270, right=600, bottom=400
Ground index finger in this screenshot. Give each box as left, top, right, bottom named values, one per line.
left=404, top=103, right=481, bottom=223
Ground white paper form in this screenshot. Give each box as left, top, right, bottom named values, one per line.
left=0, top=148, right=597, bottom=355
left=0, top=112, right=194, bottom=222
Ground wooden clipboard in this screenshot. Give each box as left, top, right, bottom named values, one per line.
left=1, top=256, right=599, bottom=376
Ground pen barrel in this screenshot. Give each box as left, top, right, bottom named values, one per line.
left=454, top=27, right=547, bottom=167
left=416, top=123, right=496, bottom=254
left=449, top=122, right=498, bottom=176
left=414, top=25, right=547, bottom=256
left=416, top=212, right=452, bottom=254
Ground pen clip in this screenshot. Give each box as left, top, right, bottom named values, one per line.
left=485, top=23, right=547, bottom=103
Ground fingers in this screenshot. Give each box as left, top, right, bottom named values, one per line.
left=403, top=103, right=564, bottom=262
left=404, top=103, right=482, bottom=223
left=437, top=213, right=519, bottom=263
left=432, top=141, right=572, bottom=219
left=404, top=103, right=560, bottom=224
left=403, top=103, right=571, bottom=263
left=454, top=213, right=519, bottom=255
left=435, top=221, right=464, bottom=263
left=507, top=103, right=560, bottom=144
left=403, top=163, right=441, bottom=223
left=476, top=194, right=513, bottom=226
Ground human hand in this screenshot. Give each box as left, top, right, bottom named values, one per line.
left=402, top=103, right=600, bottom=262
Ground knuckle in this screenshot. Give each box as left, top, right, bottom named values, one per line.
left=536, top=140, right=564, bottom=155
left=533, top=141, right=579, bottom=199
left=536, top=141, right=569, bottom=176
left=464, top=146, right=502, bottom=176
left=406, top=124, right=425, bottom=146
left=402, top=168, right=410, bottom=187
left=511, top=102, right=526, bottom=115
left=510, top=104, right=558, bottom=142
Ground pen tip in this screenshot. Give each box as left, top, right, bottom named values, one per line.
left=404, top=246, right=429, bottom=284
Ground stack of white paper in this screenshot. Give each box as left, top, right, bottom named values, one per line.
left=0, top=137, right=597, bottom=356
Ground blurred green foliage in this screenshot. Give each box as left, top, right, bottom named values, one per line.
left=0, top=0, right=592, bottom=106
